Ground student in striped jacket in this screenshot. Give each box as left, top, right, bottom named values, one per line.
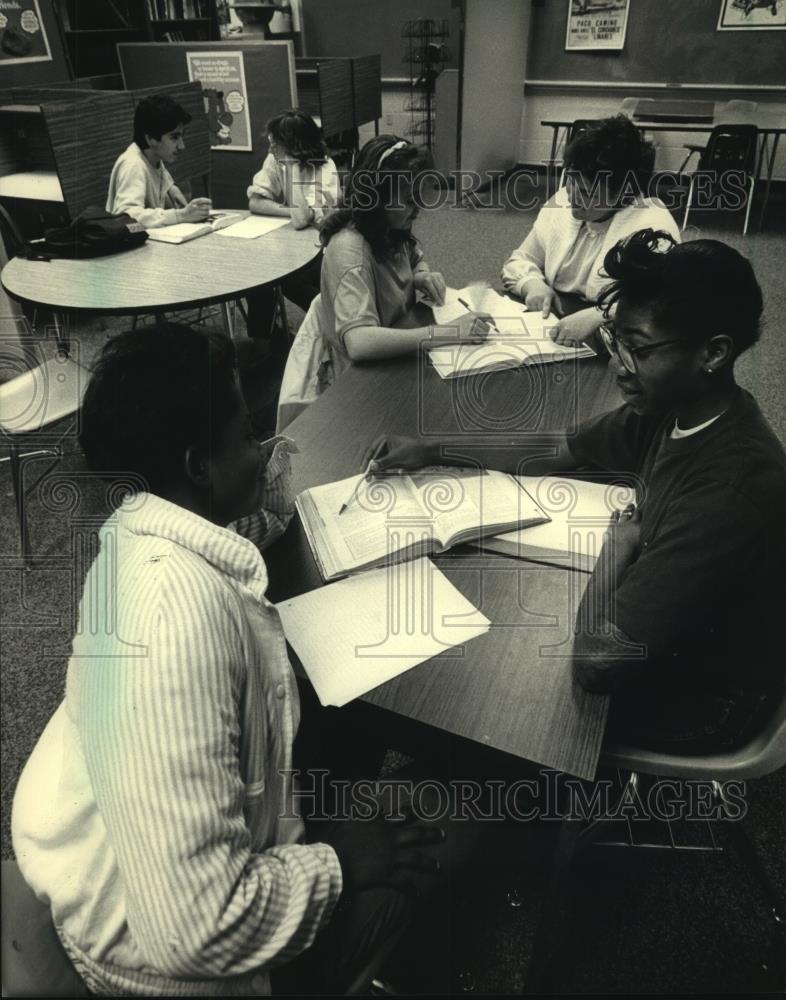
left=11, top=324, right=448, bottom=996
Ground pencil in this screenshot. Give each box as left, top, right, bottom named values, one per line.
left=458, top=297, right=499, bottom=334
left=338, top=443, right=386, bottom=516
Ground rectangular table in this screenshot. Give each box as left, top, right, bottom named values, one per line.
left=264, top=351, right=623, bottom=780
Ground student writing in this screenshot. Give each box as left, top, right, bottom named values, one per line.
left=501, top=115, right=681, bottom=347
left=367, top=230, right=786, bottom=753
left=106, top=94, right=211, bottom=229
left=277, top=135, right=492, bottom=428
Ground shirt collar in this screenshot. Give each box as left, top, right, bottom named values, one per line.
left=114, top=492, right=269, bottom=592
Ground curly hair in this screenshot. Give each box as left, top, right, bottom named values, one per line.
left=80, top=324, right=239, bottom=494
left=266, top=110, right=327, bottom=167
left=564, top=114, right=655, bottom=199
left=319, top=135, right=433, bottom=259
left=598, top=229, right=763, bottom=358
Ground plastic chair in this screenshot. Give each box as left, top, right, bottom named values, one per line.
left=1, top=860, right=90, bottom=997
left=679, top=99, right=758, bottom=173
left=600, top=688, right=786, bottom=925
left=681, top=124, right=758, bottom=234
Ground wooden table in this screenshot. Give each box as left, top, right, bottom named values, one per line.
left=542, top=106, right=786, bottom=229
left=0, top=214, right=321, bottom=334
left=264, top=351, right=624, bottom=780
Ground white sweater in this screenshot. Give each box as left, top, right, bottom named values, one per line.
left=106, top=142, right=188, bottom=229
left=501, top=188, right=681, bottom=304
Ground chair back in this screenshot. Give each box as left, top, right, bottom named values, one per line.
left=699, top=124, right=758, bottom=176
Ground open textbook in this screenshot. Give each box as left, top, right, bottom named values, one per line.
left=276, top=557, right=490, bottom=706
left=296, top=466, right=549, bottom=581
left=145, top=211, right=243, bottom=244
left=428, top=285, right=595, bottom=378
left=475, top=476, right=637, bottom=573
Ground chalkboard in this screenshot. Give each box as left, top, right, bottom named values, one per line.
left=527, top=0, right=786, bottom=87
left=301, top=0, right=460, bottom=77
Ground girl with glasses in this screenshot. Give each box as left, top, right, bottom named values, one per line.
left=365, top=229, right=786, bottom=753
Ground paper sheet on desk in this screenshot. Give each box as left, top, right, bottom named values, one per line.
left=429, top=285, right=594, bottom=378
left=215, top=215, right=291, bottom=238
left=276, top=557, right=490, bottom=707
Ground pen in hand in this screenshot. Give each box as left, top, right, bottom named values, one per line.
left=338, top=443, right=386, bottom=516
left=458, top=297, right=499, bottom=335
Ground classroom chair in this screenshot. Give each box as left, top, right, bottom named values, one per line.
left=526, top=690, right=786, bottom=993
left=681, top=124, right=758, bottom=234
left=679, top=99, right=759, bottom=174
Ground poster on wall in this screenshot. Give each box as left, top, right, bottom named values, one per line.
left=0, top=0, right=52, bottom=64
left=717, top=0, right=786, bottom=30
left=186, top=51, right=253, bottom=151
left=565, top=0, right=631, bottom=50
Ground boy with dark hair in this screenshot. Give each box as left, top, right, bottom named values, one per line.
left=107, top=94, right=211, bottom=228
left=12, top=324, right=447, bottom=995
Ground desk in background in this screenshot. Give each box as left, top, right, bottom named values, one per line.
left=1, top=215, right=320, bottom=336
left=264, top=353, right=622, bottom=781
left=542, top=103, right=786, bottom=229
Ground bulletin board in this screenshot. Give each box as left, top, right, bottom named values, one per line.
left=0, top=0, right=70, bottom=89
left=117, top=40, right=296, bottom=209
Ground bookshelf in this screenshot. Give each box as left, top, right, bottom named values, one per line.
left=54, top=0, right=219, bottom=79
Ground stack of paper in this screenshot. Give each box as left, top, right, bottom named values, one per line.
left=428, top=285, right=595, bottom=378
left=476, top=476, right=637, bottom=573
left=276, top=557, right=490, bottom=706
left=215, top=215, right=291, bottom=239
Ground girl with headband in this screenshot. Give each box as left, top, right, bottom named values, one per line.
left=277, top=135, right=492, bottom=429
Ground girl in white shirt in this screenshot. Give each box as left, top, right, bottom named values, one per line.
left=501, top=115, right=680, bottom=346
left=246, top=110, right=340, bottom=340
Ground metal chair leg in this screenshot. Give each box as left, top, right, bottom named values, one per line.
left=682, top=175, right=696, bottom=231
left=743, top=176, right=755, bottom=236
left=7, top=442, right=31, bottom=566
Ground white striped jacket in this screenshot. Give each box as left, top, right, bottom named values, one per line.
left=11, top=461, right=342, bottom=996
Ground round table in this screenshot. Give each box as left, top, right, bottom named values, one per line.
left=0, top=214, right=321, bottom=334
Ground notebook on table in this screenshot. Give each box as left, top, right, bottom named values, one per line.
left=276, top=557, right=491, bottom=707
left=146, top=211, right=242, bottom=244
left=296, top=466, right=549, bottom=582
left=428, top=285, right=595, bottom=379
left=474, top=475, right=637, bottom=573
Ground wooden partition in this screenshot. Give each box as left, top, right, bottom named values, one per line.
left=118, top=41, right=296, bottom=209
left=350, top=54, right=381, bottom=130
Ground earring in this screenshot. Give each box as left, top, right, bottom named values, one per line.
left=706, top=368, right=713, bottom=374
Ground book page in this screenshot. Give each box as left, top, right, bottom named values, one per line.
left=146, top=222, right=209, bottom=243
left=429, top=285, right=593, bottom=377
left=299, top=474, right=433, bottom=576
left=215, top=215, right=291, bottom=239
left=480, top=476, right=637, bottom=572
left=406, top=468, right=546, bottom=547
left=276, top=558, right=490, bottom=706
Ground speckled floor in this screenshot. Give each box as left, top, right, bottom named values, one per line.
left=2, top=186, right=785, bottom=994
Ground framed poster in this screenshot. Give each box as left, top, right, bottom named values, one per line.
left=717, top=0, right=786, bottom=29
left=565, top=0, right=630, bottom=50
left=0, top=0, right=52, bottom=65
left=186, top=50, right=253, bottom=151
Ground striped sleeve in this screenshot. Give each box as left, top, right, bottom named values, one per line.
left=233, top=438, right=297, bottom=551
left=79, top=558, right=341, bottom=981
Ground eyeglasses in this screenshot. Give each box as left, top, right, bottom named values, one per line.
left=599, top=323, right=681, bottom=375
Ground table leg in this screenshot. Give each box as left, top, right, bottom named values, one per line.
left=8, top=442, right=31, bottom=567
left=221, top=300, right=235, bottom=338
left=51, top=312, right=69, bottom=356
left=547, top=125, right=560, bottom=199
left=758, top=133, right=779, bottom=231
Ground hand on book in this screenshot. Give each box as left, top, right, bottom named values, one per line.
left=549, top=306, right=602, bottom=347
left=433, top=311, right=493, bottom=345
left=180, top=198, right=212, bottom=223
left=361, top=434, right=436, bottom=475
